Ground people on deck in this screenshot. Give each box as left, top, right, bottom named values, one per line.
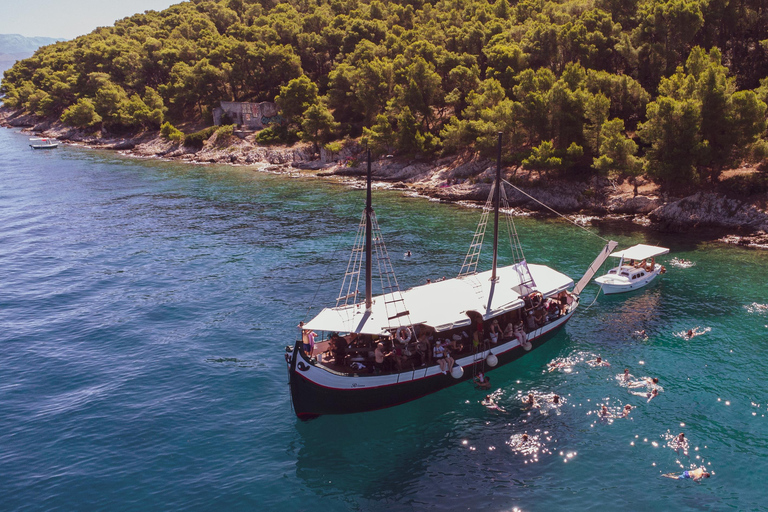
left=415, top=333, right=430, bottom=367
left=374, top=342, right=388, bottom=373
left=331, top=333, right=347, bottom=365
left=503, top=320, right=515, bottom=339
left=433, top=341, right=454, bottom=374
left=489, top=319, right=501, bottom=345
left=301, top=324, right=317, bottom=356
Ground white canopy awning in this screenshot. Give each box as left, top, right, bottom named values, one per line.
left=609, top=244, right=669, bottom=261
left=302, top=261, right=574, bottom=335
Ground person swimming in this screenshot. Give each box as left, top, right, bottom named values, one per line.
left=588, top=356, right=610, bottom=367
left=662, top=467, right=710, bottom=481
left=621, top=404, right=632, bottom=417
left=524, top=393, right=539, bottom=408
left=647, top=388, right=659, bottom=402
left=672, top=432, right=689, bottom=453
left=482, top=394, right=505, bottom=411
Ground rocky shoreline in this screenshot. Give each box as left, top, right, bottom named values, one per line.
left=4, top=106, right=768, bottom=248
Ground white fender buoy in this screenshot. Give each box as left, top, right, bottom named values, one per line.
left=522, top=341, right=532, bottom=351
left=486, top=353, right=498, bottom=367
left=451, top=365, right=464, bottom=379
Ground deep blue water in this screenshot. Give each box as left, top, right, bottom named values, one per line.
left=1, top=127, right=767, bottom=511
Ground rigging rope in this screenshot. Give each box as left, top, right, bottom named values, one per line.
left=302, top=234, right=350, bottom=323
left=501, top=178, right=611, bottom=244
left=581, top=285, right=603, bottom=310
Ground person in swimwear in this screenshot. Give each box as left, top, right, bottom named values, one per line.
left=588, top=356, right=610, bottom=367
left=600, top=404, right=611, bottom=417
left=663, top=467, right=710, bottom=481
left=524, top=393, right=539, bottom=408
left=622, top=368, right=632, bottom=382
left=686, top=327, right=707, bottom=338
left=474, top=371, right=491, bottom=390
left=482, top=394, right=505, bottom=411
left=552, top=394, right=560, bottom=405
left=647, top=388, right=659, bottom=402
left=620, top=404, right=632, bottom=417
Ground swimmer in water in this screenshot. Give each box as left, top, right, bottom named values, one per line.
left=620, top=404, right=632, bottom=417
left=662, top=467, right=710, bottom=482
left=672, top=432, right=689, bottom=452
left=622, top=368, right=632, bottom=382
left=629, top=376, right=659, bottom=389
left=588, top=356, right=610, bottom=367
left=600, top=404, right=611, bottom=417
left=482, top=394, right=505, bottom=411
left=524, top=393, right=539, bottom=408
left=547, top=358, right=570, bottom=372
left=552, top=394, right=560, bottom=405
left=647, top=388, right=659, bottom=402
left=517, top=433, right=530, bottom=447
left=686, top=327, right=707, bottom=339
left=405, top=250, right=412, bottom=257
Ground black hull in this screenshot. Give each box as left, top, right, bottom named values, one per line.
left=288, top=320, right=569, bottom=419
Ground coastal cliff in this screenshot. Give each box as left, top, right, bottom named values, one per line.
left=4, top=105, right=767, bottom=247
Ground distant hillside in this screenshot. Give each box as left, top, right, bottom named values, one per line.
left=0, top=34, right=63, bottom=73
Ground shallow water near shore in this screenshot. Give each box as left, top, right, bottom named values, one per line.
left=2, top=127, right=768, bottom=511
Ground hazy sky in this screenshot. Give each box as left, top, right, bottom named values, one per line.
left=0, top=0, right=180, bottom=40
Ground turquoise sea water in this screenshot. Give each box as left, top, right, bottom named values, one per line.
left=1, top=127, right=767, bottom=511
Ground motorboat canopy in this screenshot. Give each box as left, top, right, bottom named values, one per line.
left=303, top=261, right=573, bottom=335
left=608, top=244, right=669, bottom=261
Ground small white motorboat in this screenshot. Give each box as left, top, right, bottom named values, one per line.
left=595, top=244, right=669, bottom=294
left=29, top=138, right=59, bottom=149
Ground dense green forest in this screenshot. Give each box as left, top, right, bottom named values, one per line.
left=3, top=0, right=768, bottom=188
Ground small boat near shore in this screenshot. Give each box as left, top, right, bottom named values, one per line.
left=29, top=138, right=59, bottom=149
left=285, top=134, right=616, bottom=419
left=594, top=244, right=669, bottom=295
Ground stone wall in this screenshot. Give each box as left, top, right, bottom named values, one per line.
left=212, top=101, right=281, bottom=130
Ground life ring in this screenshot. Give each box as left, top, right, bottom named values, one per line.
left=396, top=326, right=412, bottom=344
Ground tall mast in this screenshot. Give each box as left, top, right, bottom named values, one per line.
left=491, top=132, right=502, bottom=283
left=365, top=148, right=373, bottom=311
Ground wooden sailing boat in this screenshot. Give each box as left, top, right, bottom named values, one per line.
left=286, top=134, right=615, bottom=419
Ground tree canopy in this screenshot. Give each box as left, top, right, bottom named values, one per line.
left=2, top=0, right=768, bottom=189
